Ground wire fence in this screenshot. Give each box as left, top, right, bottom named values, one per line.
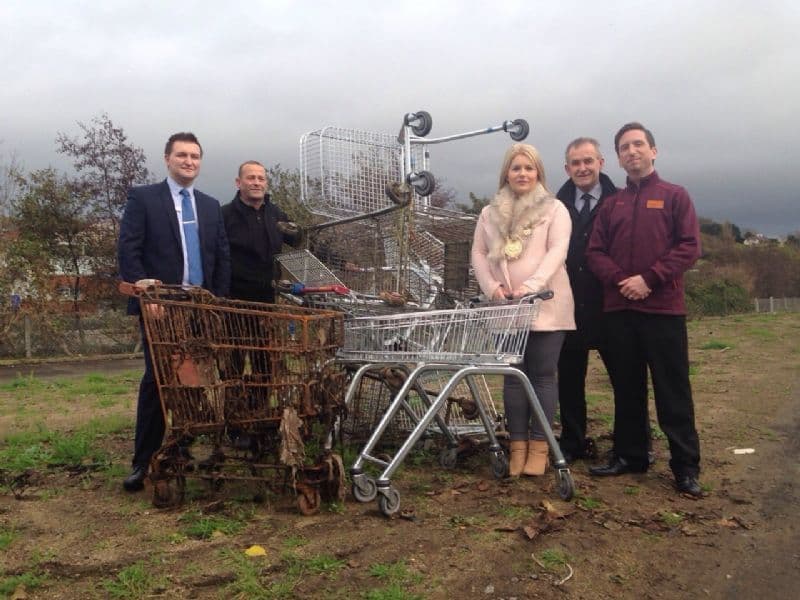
left=753, top=297, right=800, bottom=313
left=1, top=296, right=798, bottom=360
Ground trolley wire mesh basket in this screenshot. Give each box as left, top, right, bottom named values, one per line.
left=133, top=284, right=349, bottom=513
left=339, top=295, right=543, bottom=366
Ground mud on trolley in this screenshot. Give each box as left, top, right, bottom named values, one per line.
left=130, top=283, right=348, bottom=514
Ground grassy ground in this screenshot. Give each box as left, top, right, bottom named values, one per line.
left=1, top=311, right=798, bottom=599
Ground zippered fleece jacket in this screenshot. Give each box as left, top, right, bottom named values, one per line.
left=585, top=171, right=700, bottom=315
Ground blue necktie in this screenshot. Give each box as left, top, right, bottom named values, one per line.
left=180, top=188, right=204, bottom=286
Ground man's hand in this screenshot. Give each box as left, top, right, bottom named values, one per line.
left=618, top=275, right=651, bottom=301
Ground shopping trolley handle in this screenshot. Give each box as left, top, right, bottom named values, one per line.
left=529, top=289, right=554, bottom=301
left=468, top=289, right=553, bottom=307
left=277, top=281, right=352, bottom=296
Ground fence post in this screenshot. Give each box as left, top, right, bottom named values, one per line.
left=24, top=314, right=32, bottom=358
left=754, top=298, right=759, bottom=313
left=769, top=297, right=774, bottom=313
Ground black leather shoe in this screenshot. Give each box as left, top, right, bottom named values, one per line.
left=123, top=466, right=147, bottom=492
left=589, top=456, right=648, bottom=476
left=676, top=475, right=702, bottom=497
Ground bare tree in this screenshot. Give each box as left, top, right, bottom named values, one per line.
left=56, top=113, right=150, bottom=242
left=0, top=144, right=23, bottom=218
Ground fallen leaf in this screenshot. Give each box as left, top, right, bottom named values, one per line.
left=244, top=545, right=267, bottom=557
left=732, top=516, right=753, bottom=530
left=603, top=520, right=622, bottom=531
left=476, top=480, right=490, bottom=492
left=522, top=525, right=541, bottom=540
left=10, top=584, right=28, bottom=600
left=681, top=525, right=701, bottom=536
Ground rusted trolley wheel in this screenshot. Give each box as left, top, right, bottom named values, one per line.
left=378, top=487, right=401, bottom=518
left=320, top=453, right=347, bottom=504
left=298, top=488, right=322, bottom=515
left=152, top=475, right=186, bottom=508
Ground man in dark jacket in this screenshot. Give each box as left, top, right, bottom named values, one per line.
left=555, top=137, right=617, bottom=464
left=221, top=161, right=300, bottom=303
left=586, top=122, right=702, bottom=497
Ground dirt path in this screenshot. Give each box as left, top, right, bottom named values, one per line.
left=0, top=355, right=142, bottom=382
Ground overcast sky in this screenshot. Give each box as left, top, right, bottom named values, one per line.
left=2, top=0, right=797, bottom=235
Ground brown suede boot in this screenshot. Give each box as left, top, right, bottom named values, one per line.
left=522, top=440, right=549, bottom=476
left=508, top=440, right=528, bottom=477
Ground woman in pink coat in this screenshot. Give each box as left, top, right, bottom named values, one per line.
left=471, top=143, right=575, bottom=476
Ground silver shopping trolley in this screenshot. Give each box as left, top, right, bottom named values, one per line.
left=343, top=292, right=575, bottom=517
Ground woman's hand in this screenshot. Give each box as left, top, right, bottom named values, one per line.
left=511, top=285, right=535, bottom=298
left=492, top=286, right=510, bottom=300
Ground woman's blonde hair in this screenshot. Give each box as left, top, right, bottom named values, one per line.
left=498, top=143, right=550, bottom=193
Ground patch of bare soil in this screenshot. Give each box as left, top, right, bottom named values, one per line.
left=1, top=314, right=798, bottom=599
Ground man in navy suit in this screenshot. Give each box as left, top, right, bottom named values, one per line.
left=118, top=132, right=230, bottom=491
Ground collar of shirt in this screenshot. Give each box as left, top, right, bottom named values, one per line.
left=167, top=177, right=195, bottom=213
left=574, top=181, right=603, bottom=210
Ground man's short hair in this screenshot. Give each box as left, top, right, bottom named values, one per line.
left=238, top=160, right=266, bottom=177
left=165, top=132, right=203, bottom=157
left=614, top=122, right=655, bottom=154
left=564, top=137, right=602, bottom=162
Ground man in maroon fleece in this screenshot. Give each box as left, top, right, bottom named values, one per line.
left=585, top=122, right=702, bottom=497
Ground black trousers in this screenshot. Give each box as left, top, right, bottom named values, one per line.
left=132, top=320, right=164, bottom=469
left=557, top=330, right=611, bottom=455
left=604, top=311, right=700, bottom=477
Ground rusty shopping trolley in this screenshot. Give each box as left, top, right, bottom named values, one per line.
left=343, top=292, right=575, bottom=517
left=130, top=283, right=347, bottom=514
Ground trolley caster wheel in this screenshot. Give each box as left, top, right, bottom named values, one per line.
left=555, top=469, right=575, bottom=501
left=352, top=476, right=378, bottom=503
left=438, top=447, right=458, bottom=469
left=407, top=170, right=436, bottom=196
left=378, top=487, right=401, bottom=517
left=490, top=451, right=509, bottom=479
left=298, top=488, right=322, bottom=515
left=505, top=118, right=530, bottom=142
left=151, top=477, right=185, bottom=508
left=321, top=453, right=347, bottom=504
left=405, top=110, right=433, bottom=137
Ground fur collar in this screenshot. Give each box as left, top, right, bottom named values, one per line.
left=486, top=184, right=555, bottom=262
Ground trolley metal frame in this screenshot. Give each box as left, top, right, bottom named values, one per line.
left=343, top=293, right=575, bottom=517
left=128, top=283, right=348, bottom=514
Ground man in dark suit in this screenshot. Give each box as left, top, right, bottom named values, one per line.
left=556, top=137, right=617, bottom=464
left=117, top=132, right=230, bottom=491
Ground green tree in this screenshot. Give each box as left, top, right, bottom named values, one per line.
left=9, top=168, right=94, bottom=338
